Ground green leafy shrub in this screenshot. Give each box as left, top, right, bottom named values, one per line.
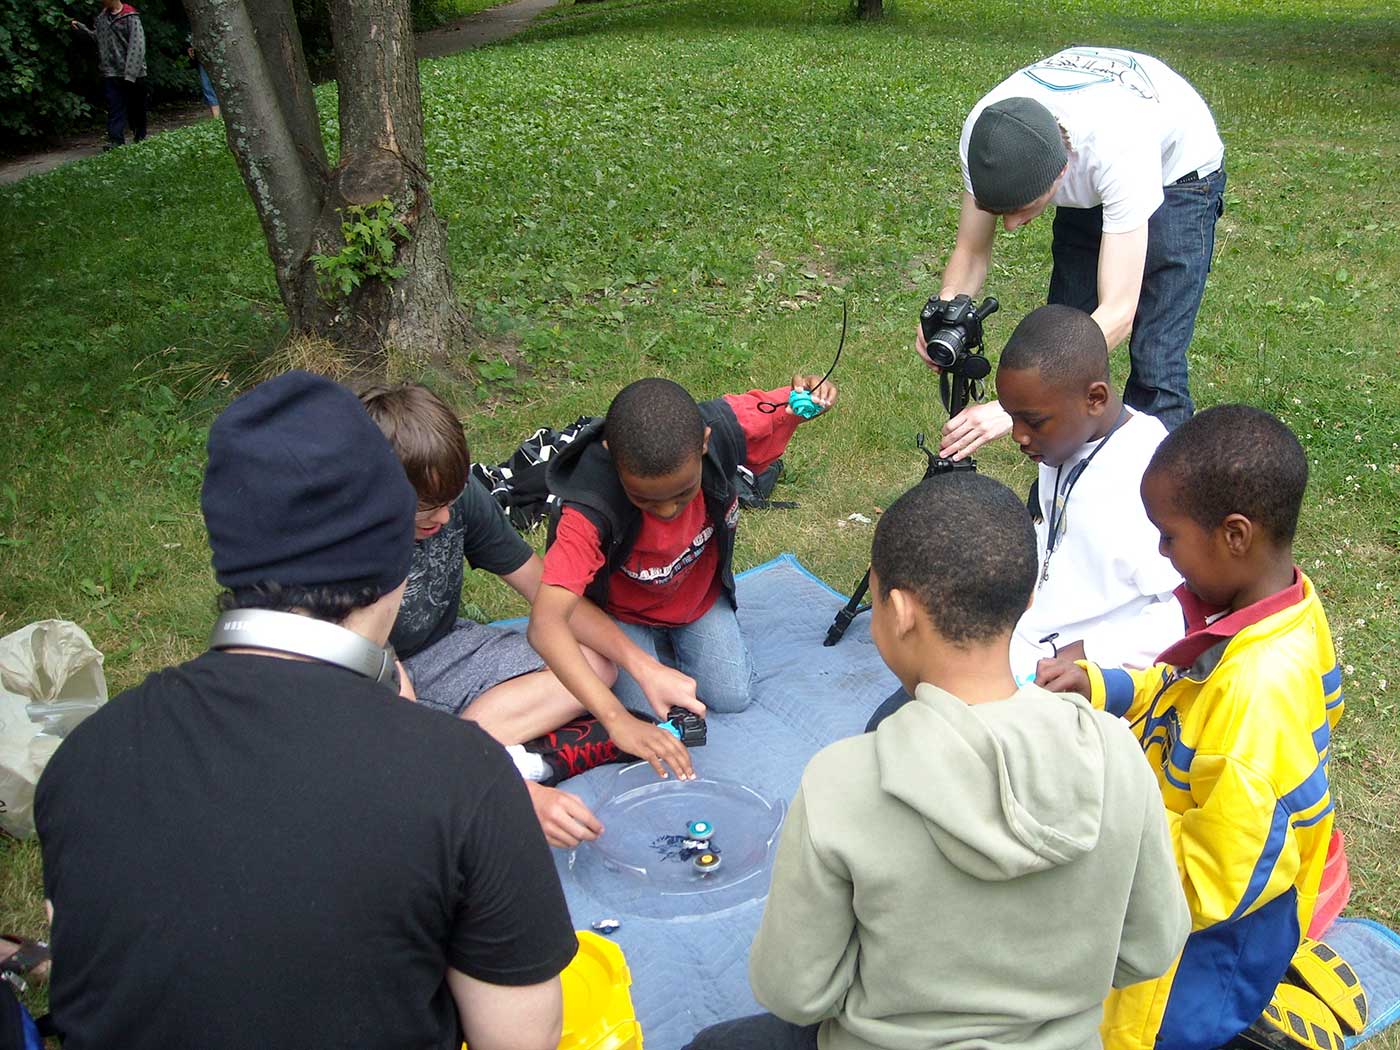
left=1, top=0, right=487, bottom=145
left=0, top=1, right=92, bottom=141
left=312, top=198, right=409, bottom=298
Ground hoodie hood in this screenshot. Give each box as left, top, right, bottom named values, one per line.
left=875, top=682, right=1106, bottom=881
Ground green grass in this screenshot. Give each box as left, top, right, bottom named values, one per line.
left=2, top=0, right=1398, bottom=1037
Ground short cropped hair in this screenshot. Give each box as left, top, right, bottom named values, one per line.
left=871, top=472, right=1038, bottom=646
left=1146, top=404, right=1308, bottom=543
left=358, top=383, right=469, bottom=507
left=217, top=581, right=385, bottom=624
left=605, top=378, right=705, bottom=477
left=998, top=304, right=1109, bottom=391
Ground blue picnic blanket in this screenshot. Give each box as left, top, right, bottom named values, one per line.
left=547, top=554, right=894, bottom=1050
left=532, top=554, right=1400, bottom=1050
left=1327, top=918, right=1400, bottom=1046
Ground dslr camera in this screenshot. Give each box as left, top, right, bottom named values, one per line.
left=919, top=294, right=999, bottom=372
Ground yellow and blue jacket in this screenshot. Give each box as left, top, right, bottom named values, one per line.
left=1081, top=571, right=1342, bottom=1050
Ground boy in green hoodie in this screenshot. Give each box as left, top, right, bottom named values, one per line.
left=686, top=472, right=1189, bottom=1050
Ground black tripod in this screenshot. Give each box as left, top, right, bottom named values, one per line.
left=822, top=348, right=988, bottom=646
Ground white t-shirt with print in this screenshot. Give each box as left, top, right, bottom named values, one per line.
left=1010, top=408, right=1185, bottom=682
left=960, top=47, right=1225, bottom=233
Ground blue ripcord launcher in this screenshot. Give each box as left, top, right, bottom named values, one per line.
left=659, top=706, right=707, bottom=747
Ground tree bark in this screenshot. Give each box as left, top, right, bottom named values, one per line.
left=184, top=0, right=469, bottom=373
left=856, top=0, right=883, bottom=17
left=185, top=0, right=327, bottom=322
left=317, top=0, right=469, bottom=366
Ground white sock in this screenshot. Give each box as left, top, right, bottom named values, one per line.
left=506, top=744, right=549, bottom=783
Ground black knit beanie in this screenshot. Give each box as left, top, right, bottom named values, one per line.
left=201, top=370, right=416, bottom=597
left=967, top=97, right=1068, bottom=212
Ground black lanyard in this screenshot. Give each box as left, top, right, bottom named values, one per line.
left=1040, top=407, right=1129, bottom=584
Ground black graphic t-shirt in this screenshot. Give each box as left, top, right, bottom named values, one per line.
left=391, top=476, right=534, bottom=658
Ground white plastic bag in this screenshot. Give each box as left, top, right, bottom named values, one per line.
left=0, top=620, right=107, bottom=839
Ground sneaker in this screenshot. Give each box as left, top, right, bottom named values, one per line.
left=521, top=716, right=637, bottom=786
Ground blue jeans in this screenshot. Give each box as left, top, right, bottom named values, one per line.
left=1048, top=165, right=1226, bottom=431
left=611, top=596, right=755, bottom=715
left=684, top=1013, right=819, bottom=1050
left=197, top=64, right=219, bottom=108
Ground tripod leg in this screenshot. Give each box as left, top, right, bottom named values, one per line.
left=824, top=567, right=872, bottom=646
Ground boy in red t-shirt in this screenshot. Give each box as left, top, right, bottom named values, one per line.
left=529, top=376, right=837, bottom=779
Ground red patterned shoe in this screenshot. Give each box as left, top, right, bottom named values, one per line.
left=521, top=716, right=637, bottom=786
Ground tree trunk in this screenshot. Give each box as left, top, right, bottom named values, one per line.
left=184, top=0, right=469, bottom=374
left=317, top=0, right=469, bottom=367
left=185, top=0, right=327, bottom=323
left=856, top=0, right=883, bottom=17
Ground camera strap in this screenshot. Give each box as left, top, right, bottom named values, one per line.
left=1040, top=406, right=1129, bottom=585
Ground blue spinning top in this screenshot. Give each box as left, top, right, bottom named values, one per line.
left=787, top=388, right=822, bottom=419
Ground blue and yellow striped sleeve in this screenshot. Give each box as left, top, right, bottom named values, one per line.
left=1080, top=660, right=1166, bottom=721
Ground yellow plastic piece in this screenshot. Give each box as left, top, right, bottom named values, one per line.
left=461, top=931, right=641, bottom=1050
left=559, top=930, right=644, bottom=1050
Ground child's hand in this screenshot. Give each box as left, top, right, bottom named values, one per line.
left=636, top=661, right=706, bottom=719
left=1035, top=657, right=1091, bottom=697
left=526, top=782, right=603, bottom=848
left=791, top=374, right=838, bottom=416
left=606, top=715, right=696, bottom=781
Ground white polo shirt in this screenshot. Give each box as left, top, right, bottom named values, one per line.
left=960, top=47, right=1225, bottom=233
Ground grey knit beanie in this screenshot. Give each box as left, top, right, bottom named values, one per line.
left=967, top=98, right=1068, bottom=212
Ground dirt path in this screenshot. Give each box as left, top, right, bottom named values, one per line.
left=416, top=0, right=561, bottom=58
left=0, top=0, right=557, bottom=188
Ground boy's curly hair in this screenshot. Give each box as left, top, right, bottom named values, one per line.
left=1146, top=404, right=1308, bottom=543
left=872, top=472, right=1037, bottom=646
left=998, top=304, right=1109, bottom=392
left=605, top=378, right=705, bottom=478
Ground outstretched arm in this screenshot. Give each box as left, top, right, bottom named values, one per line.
left=508, top=554, right=702, bottom=717
left=921, top=195, right=1009, bottom=459
left=528, top=584, right=696, bottom=780
left=936, top=192, right=997, bottom=303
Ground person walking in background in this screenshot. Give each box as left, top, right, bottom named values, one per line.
left=70, top=0, right=148, bottom=149
left=187, top=35, right=220, bottom=119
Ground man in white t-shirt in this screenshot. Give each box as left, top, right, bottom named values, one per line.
left=920, top=47, right=1226, bottom=453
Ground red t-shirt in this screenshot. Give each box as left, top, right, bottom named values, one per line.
left=541, top=388, right=800, bottom=627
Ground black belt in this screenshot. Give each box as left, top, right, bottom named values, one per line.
left=1172, top=167, right=1218, bottom=184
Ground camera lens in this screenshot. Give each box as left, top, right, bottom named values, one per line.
left=925, top=328, right=964, bottom=370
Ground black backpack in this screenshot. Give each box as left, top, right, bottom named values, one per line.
left=472, top=421, right=797, bottom=532
left=471, top=417, right=596, bottom=530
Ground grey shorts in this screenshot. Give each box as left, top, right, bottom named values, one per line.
left=402, top=619, right=546, bottom=717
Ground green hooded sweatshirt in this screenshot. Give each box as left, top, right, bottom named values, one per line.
left=750, top=682, right=1188, bottom=1050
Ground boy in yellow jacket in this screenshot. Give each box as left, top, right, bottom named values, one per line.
left=1038, top=404, right=1343, bottom=1050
